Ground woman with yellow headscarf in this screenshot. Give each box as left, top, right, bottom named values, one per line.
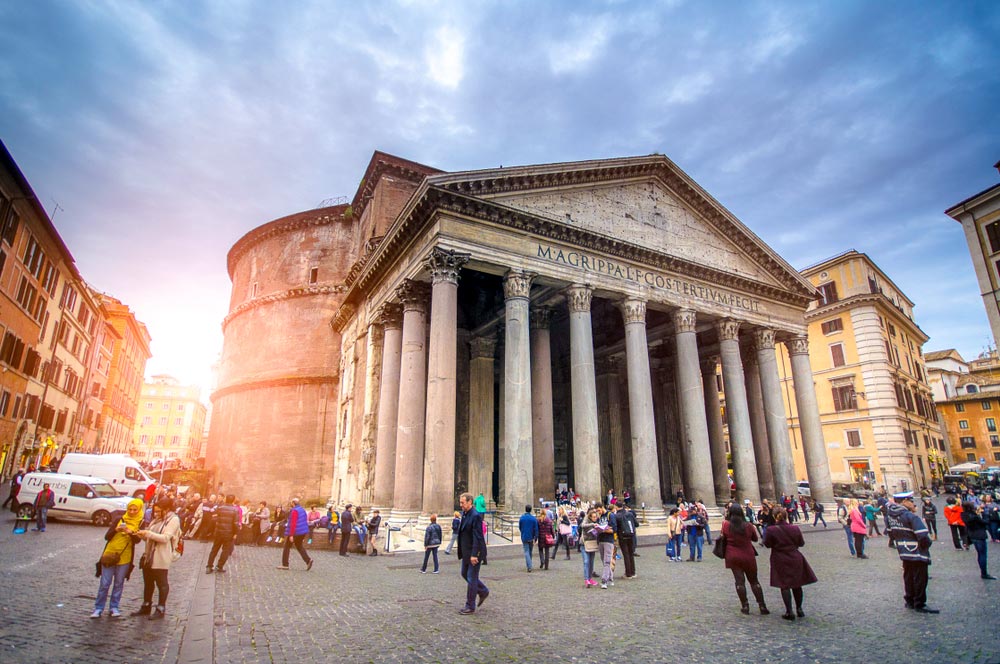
left=91, top=498, right=144, bottom=619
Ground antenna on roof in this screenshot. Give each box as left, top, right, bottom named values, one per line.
left=50, top=199, right=63, bottom=221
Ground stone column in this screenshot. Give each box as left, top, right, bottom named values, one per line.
left=422, top=249, right=468, bottom=517
left=530, top=306, right=555, bottom=503
left=372, top=303, right=403, bottom=510
left=596, top=357, right=625, bottom=495
left=673, top=309, right=714, bottom=504
left=755, top=329, right=797, bottom=498
left=701, top=357, right=730, bottom=505
left=566, top=284, right=601, bottom=501
left=743, top=345, right=776, bottom=501
left=785, top=335, right=835, bottom=504
left=390, top=280, right=430, bottom=519
left=468, top=335, right=496, bottom=504
left=717, top=319, right=761, bottom=504
left=503, top=270, right=534, bottom=513
left=620, top=298, right=663, bottom=513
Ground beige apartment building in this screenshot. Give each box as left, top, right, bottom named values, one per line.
left=133, top=374, right=207, bottom=465
left=776, top=250, right=946, bottom=493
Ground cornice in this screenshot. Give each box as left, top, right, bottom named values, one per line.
left=222, top=285, right=348, bottom=331
left=806, top=293, right=928, bottom=342
left=350, top=152, right=443, bottom=220
left=226, top=205, right=350, bottom=279
left=210, top=373, right=339, bottom=402
left=342, top=186, right=814, bottom=310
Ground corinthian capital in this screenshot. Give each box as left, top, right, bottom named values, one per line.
left=753, top=328, right=776, bottom=351
left=395, top=280, right=430, bottom=313
left=619, top=298, right=647, bottom=325
left=785, top=335, right=810, bottom=356
left=469, top=335, right=497, bottom=359
left=673, top=308, right=697, bottom=333
left=426, top=247, right=470, bottom=285
left=564, top=284, right=593, bottom=313
left=377, top=302, right=403, bottom=330
left=700, top=357, right=719, bottom=376
left=502, top=270, right=534, bottom=300
left=530, top=306, right=553, bottom=330
left=716, top=318, right=741, bottom=342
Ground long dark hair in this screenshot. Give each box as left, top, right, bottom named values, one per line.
left=727, top=504, right=746, bottom=536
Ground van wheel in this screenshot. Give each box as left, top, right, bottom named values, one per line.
left=93, top=510, right=111, bottom=527
left=133, top=490, right=145, bottom=499
left=16, top=504, right=34, bottom=519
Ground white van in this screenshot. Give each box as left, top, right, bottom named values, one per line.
left=58, top=453, right=155, bottom=498
left=17, top=472, right=133, bottom=526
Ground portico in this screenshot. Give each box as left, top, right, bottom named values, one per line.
left=331, top=153, right=836, bottom=517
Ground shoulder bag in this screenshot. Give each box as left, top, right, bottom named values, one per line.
left=712, top=534, right=727, bottom=559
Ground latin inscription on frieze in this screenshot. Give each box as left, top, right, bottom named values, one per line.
left=536, top=244, right=761, bottom=314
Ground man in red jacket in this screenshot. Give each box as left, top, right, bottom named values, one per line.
left=33, top=482, right=55, bottom=532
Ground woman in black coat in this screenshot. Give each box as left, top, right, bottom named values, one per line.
left=763, top=508, right=818, bottom=620
left=421, top=514, right=443, bottom=574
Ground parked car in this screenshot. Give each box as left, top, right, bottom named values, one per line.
left=797, top=480, right=810, bottom=497
left=16, top=472, right=132, bottom=526
left=832, top=482, right=872, bottom=500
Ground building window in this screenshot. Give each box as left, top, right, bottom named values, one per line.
left=959, top=420, right=969, bottom=429
left=987, top=220, right=1000, bottom=253
left=991, top=435, right=999, bottom=448
left=821, top=318, right=843, bottom=334
left=177, top=404, right=184, bottom=411
left=158, top=417, right=167, bottom=425
left=171, top=435, right=180, bottom=446
left=817, top=282, right=838, bottom=305
left=988, top=418, right=997, bottom=432
left=984, top=401, right=993, bottom=411
left=162, top=403, right=169, bottom=410
left=846, top=430, right=862, bottom=447
left=967, top=453, right=976, bottom=462
left=155, top=435, right=165, bottom=446
left=967, top=384, right=979, bottom=394
left=139, top=435, right=149, bottom=445
left=309, top=267, right=318, bottom=284
left=250, top=282, right=258, bottom=298
left=830, top=343, right=846, bottom=368
left=174, top=417, right=182, bottom=425
left=831, top=385, right=857, bottom=412
left=960, top=436, right=976, bottom=449
left=141, top=416, right=151, bottom=425
left=0, top=390, right=9, bottom=418
left=956, top=403, right=965, bottom=412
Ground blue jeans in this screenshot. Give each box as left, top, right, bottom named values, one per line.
left=582, top=549, right=594, bottom=580
left=814, top=513, right=826, bottom=527
left=704, top=522, right=712, bottom=544
left=844, top=524, right=856, bottom=555
left=988, top=521, right=1000, bottom=542
left=95, top=563, right=129, bottom=612
left=688, top=533, right=703, bottom=560
left=972, top=539, right=989, bottom=576
left=461, top=558, right=488, bottom=610
left=35, top=507, right=48, bottom=531
left=522, top=542, right=533, bottom=570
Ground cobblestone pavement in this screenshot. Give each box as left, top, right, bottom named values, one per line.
left=3, top=500, right=1000, bottom=664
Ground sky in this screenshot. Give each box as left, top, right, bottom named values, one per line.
left=1, top=0, right=999, bottom=402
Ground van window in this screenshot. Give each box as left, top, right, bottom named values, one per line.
left=70, top=482, right=92, bottom=498
left=90, top=482, right=119, bottom=497
left=125, top=467, right=143, bottom=481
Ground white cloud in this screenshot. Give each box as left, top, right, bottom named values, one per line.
left=547, top=17, right=612, bottom=75
left=426, top=25, right=465, bottom=89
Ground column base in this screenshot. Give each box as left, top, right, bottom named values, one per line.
left=387, top=508, right=422, bottom=527
left=636, top=506, right=669, bottom=524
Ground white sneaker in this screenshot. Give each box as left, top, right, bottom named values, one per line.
left=110, top=609, right=122, bottom=618
left=600, top=583, right=608, bottom=589
left=90, top=610, right=102, bottom=619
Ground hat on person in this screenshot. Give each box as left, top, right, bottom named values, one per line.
left=893, top=491, right=914, bottom=501
left=743, top=499, right=750, bottom=504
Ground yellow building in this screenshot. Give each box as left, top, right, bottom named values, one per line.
left=97, top=294, right=151, bottom=454
left=777, top=250, right=945, bottom=493
left=930, top=349, right=1000, bottom=468
left=133, top=374, right=207, bottom=465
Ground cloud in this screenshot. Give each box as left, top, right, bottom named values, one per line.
left=426, top=25, right=465, bottom=89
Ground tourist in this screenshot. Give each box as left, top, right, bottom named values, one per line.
left=206, top=494, right=240, bottom=574
left=339, top=503, right=355, bottom=556
left=366, top=509, right=381, bottom=556
left=666, top=507, right=684, bottom=561
left=722, top=504, right=768, bottom=615
left=921, top=497, right=938, bottom=541
left=2, top=468, right=23, bottom=512
left=961, top=501, right=996, bottom=580
left=518, top=505, right=538, bottom=572
left=684, top=504, right=706, bottom=562
left=764, top=508, right=817, bottom=621
left=864, top=499, right=882, bottom=537
left=253, top=501, right=270, bottom=546
left=596, top=505, right=617, bottom=588
left=982, top=495, right=1000, bottom=542
left=474, top=492, right=487, bottom=514
left=91, top=498, right=143, bottom=618
left=420, top=513, right=442, bottom=574
left=580, top=507, right=600, bottom=587
left=352, top=505, right=367, bottom=551
left=616, top=500, right=638, bottom=578
left=457, top=492, right=488, bottom=615
left=837, top=500, right=856, bottom=556
left=554, top=507, right=573, bottom=560
left=623, top=488, right=631, bottom=506
left=849, top=499, right=869, bottom=559
left=537, top=509, right=555, bottom=570
left=811, top=499, right=826, bottom=527
left=277, top=498, right=313, bottom=570
left=31, top=482, right=55, bottom=532
left=326, top=505, right=339, bottom=544
left=944, top=497, right=967, bottom=550
left=885, top=491, right=937, bottom=613
left=133, top=498, right=181, bottom=620
left=444, top=511, right=461, bottom=555
left=758, top=501, right=776, bottom=540
left=799, top=495, right=810, bottom=520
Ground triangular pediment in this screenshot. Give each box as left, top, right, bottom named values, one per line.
left=428, top=155, right=814, bottom=298
left=490, top=179, right=781, bottom=286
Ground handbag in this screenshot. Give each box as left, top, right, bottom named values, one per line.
left=100, top=551, right=122, bottom=567
left=558, top=523, right=572, bottom=536
left=139, top=552, right=151, bottom=570
left=712, top=534, right=727, bottom=559
left=544, top=533, right=555, bottom=546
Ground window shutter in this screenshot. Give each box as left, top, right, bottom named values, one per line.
left=832, top=386, right=843, bottom=412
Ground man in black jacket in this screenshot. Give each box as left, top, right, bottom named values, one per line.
left=457, top=492, right=488, bottom=614
left=207, top=494, right=241, bottom=573
left=616, top=504, right=639, bottom=578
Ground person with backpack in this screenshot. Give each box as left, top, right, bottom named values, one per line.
left=420, top=514, right=443, bottom=574
left=616, top=501, right=639, bottom=578
left=684, top=503, right=707, bottom=562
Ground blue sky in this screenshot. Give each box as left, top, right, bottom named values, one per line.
left=1, top=1, right=998, bottom=397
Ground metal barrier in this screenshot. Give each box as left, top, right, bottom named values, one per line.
left=491, top=513, right=516, bottom=542
left=384, top=517, right=418, bottom=552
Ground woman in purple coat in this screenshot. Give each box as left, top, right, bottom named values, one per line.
left=763, top=509, right=818, bottom=620
left=722, top=505, right=769, bottom=615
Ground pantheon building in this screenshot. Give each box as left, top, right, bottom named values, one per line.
left=207, top=151, right=835, bottom=519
